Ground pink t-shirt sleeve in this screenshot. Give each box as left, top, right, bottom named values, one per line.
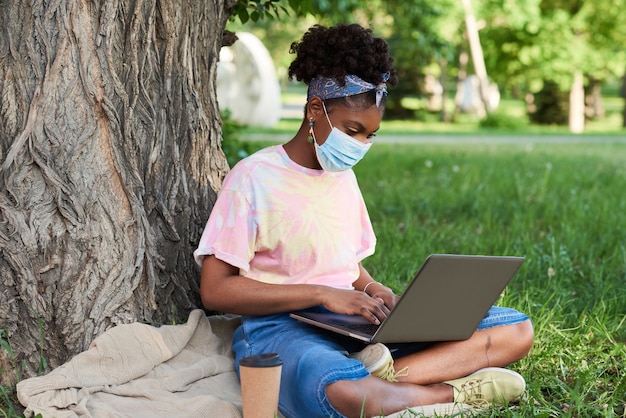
left=193, top=187, right=255, bottom=273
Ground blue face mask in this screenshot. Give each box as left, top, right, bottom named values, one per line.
left=313, top=103, right=372, bottom=172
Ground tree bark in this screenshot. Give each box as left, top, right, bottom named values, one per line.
left=0, top=0, right=234, bottom=383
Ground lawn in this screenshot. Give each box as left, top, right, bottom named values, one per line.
left=354, top=141, right=626, bottom=416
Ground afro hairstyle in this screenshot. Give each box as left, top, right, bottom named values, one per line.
left=288, top=24, right=397, bottom=110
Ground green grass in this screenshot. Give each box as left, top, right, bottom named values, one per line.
left=0, top=330, right=26, bottom=418
left=353, top=141, right=626, bottom=416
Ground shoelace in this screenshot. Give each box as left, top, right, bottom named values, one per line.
left=455, top=378, right=491, bottom=408
left=374, top=361, right=410, bottom=383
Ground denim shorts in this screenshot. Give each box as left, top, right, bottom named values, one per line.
left=232, top=305, right=529, bottom=418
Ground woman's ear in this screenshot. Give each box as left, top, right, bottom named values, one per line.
left=306, top=97, right=323, bottom=121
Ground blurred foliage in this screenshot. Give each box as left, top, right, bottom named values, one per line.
left=231, top=0, right=309, bottom=23
left=227, top=0, right=626, bottom=127
left=373, top=0, right=461, bottom=120
left=220, top=110, right=256, bottom=167
left=479, top=0, right=626, bottom=92
left=229, top=0, right=463, bottom=120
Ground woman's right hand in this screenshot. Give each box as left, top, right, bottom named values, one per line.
left=319, top=287, right=391, bottom=325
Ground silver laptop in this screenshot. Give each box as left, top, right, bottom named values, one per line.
left=290, top=254, right=524, bottom=343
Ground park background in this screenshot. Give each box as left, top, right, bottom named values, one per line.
left=220, top=1, right=626, bottom=416
left=2, top=0, right=625, bottom=416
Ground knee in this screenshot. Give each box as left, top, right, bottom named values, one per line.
left=484, top=318, right=534, bottom=366
left=510, top=319, right=534, bottom=360
left=326, top=379, right=369, bottom=417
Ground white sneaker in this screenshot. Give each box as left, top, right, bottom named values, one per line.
left=349, top=343, right=409, bottom=382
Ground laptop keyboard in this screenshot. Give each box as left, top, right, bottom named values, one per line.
left=330, top=320, right=380, bottom=336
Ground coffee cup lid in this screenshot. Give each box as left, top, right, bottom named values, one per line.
left=239, top=353, right=283, bottom=367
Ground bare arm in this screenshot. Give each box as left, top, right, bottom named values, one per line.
left=200, top=255, right=390, bottom=324
left=352, top=263, right=400, bottom=310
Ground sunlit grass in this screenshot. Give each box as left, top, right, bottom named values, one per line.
left=354, top=141, right=626, bottom=416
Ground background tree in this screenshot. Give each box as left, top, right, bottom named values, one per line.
left=477, top=0, right=626, bottom=129
left=0, top=0, right=235, bottom=383
left=236, top=0, right=626, bottom=128
left=376, top=0, right=460, bottom=120
left=234, top=0, right=462, bottom=120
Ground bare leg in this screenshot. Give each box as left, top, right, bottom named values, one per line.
left=327, top=377, right=452, bottom=418
left=394, top=319, right=534, bottom=385
left=327, top=320, right=534, bottom=417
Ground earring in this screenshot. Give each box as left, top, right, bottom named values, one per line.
left=307, top=119, right=315, bottom=143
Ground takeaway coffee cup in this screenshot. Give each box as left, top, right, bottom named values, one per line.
left=239, top=353, right=283, bottom=418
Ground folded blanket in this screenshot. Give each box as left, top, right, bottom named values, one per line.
left=17, top=310, right=243, bottom=418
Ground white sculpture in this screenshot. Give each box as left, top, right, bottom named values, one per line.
left=459, top=75, right=500, bottom=116
left=216, top=32, right=282, bottom=127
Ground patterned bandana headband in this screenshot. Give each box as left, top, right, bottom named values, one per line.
left=307, top=73, right=390, bottom=107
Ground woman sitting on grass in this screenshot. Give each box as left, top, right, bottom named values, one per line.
left=194, top=23, right=534, bottom=418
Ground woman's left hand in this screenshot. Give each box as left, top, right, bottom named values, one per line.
left=367, top=285, right=399, bottom=310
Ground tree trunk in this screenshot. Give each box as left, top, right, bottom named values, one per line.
left=0, top=0, right=234, bottom=384
left=461, top=0, right=490, bottom=117
left=584, top=77, right=605, bottom=120
left=622, top=71, right=626, bottom=128
left=439, top=59, right=449, bottom=122
left=569, top=71, right=585, bottom=133
left=452, top=50, right=469, bottom=122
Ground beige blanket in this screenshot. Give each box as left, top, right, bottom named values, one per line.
left=17, top=310, right=243, bottom=418
left=17, top=310, right=472, bottom=418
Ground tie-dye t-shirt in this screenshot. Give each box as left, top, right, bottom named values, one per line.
left=194, top=145, right=376, bottom=289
